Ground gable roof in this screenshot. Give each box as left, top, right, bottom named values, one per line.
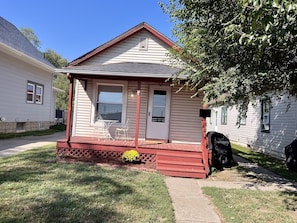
left=69, top=22, right=177, bottom=66
left=0, top=16, right=54, bottom=69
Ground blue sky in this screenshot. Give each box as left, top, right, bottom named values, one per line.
left=1, top=0, right=173, bottom=62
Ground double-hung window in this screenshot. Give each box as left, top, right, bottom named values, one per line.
left=26, top=81, right=44, bottom=104
left=261, top=99, right=270, bottom=132
left=221, top=106, right=228, bottom=125
left=96, top=85, right=123, bottom=123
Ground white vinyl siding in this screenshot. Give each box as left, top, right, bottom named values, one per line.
left=72, top=79, right=94, bottom=136
left=207, top=95, right=297, bottom=158
left=170, top=86, right=203, bottom=143
left=82, top=30, right=171, bottom=65
left=0, top=51, right=53, bottom=123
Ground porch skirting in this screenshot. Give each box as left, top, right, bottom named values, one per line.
left=56, top=136, right=209, bottom=179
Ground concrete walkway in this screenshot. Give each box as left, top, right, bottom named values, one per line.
left=0, top=131, right=65, bottom=158
left=1, top=134, right=296, bottom=223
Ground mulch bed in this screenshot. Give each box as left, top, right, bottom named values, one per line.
left=56, top=156, right=157, bottom=173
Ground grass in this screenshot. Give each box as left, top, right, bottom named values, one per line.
left=203, top=187, right=297, bottom=223
left=231, top=143, right=297, bottom=182
left=0, top=145, right=174, bottom=223
left=0, top=124, right=66, bottom=139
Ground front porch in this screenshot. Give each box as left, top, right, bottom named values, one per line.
left=56, top=136, right=211, bottom=178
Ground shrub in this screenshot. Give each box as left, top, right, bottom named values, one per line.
left=122, top=150, right=140, bottom=162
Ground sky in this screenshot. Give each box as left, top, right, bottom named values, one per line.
left=1, top=0, right=174, bottom=62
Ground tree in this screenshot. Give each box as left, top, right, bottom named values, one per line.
left=161, top=0, right=297, bottom=115
left=20, top=28, right=41, bottom=49
left=43, top=49, right=69, bottom=110
left=53, top=74, right=69, bottom=110
left=44, top=49, right=68, bottom=68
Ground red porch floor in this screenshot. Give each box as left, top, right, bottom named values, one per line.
left=56, top=136, right=209, bottom=178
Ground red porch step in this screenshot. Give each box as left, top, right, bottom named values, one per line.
left=156, top=151, right=208, bottom=179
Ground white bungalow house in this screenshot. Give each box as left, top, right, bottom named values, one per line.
left=207, top=94, right=297, bottom=159
left=56, top=22, right=211, bottom=178
left=0, top=16, right=57, bottom=133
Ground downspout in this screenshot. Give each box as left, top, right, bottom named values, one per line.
left=66, top=73, right=74, bottom=142
left=134, top=81, right=141, bottom=149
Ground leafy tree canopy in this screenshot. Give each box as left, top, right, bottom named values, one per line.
left=20, top=28, right=41, bottom=49
left=161, top=0, right=297, bottom=115
left=44, top=49, right=68, bottom=68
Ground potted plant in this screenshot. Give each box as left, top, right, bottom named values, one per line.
left=122, top=149, right=140, bottom=163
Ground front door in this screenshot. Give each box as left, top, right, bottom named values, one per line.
left=146, top=86, right=171, bottom=140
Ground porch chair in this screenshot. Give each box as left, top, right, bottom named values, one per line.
left=115, top=119, right=129, bottom=141
left=96, top=116, right=112, bottom=140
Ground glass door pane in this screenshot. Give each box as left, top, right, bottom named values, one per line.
left=152, top=90, right=166, bottom=123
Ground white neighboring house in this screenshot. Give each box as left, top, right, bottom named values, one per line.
left=0, top=16, right=58, bottom=133
left=207, top=94, right=297, bottom=159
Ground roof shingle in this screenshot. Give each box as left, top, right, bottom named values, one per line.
left=0, top=16, right=53, bottom=67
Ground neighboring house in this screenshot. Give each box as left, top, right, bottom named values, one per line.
left=207, top=95, right=297, bottom=159
left=0, top=17, right=57, bottom=133
left=56, top=22, right=210, bottom=178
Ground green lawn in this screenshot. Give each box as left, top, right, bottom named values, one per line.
left=0, top=144, right=174, bottom=223
left=0, top=124, right=66, bottom=139
left=231, top=143, right=297, bottom=182
left=203, top=187, right=297, bottom=223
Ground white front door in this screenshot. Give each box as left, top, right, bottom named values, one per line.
left=146, top=86, right=171, bottom=140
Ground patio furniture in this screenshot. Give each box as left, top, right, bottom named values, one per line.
left=115, top=119, right=129, bottom=140
left=96, top=117, right=118, bottom=140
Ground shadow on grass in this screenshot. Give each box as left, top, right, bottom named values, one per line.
left=282, top=190, right=297, bottom=212
left=0, top=147, right=152, bottom=223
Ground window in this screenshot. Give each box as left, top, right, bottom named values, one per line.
left=96, top=85, right=123, bottom=123
left=27, top=82, right=44, bottom=104
left=221, top=106, right=228, bottom=125
left=239, top=115, right=247, bottom=125
left=261, top=99, right=270, bottom=132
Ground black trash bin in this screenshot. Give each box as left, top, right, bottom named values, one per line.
left=207, top=131, right=234, bottom=170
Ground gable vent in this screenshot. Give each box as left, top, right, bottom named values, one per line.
left=139, top=37, right=148, bottom=50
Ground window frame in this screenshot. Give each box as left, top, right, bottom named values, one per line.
left=221, top=106, right=228, bottom=125
left=26, top=81, right=44, bottom=105
left=35, top=84, right=43, bottom=104
left=261, top=99, right=270, bottom=133
left=93, top=81, right=127, bottom=125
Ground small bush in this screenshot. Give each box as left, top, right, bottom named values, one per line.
left=122, top=150, right=140, bottom=162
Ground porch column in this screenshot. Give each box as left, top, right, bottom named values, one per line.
left=66, top=73, right=74, bottom=142
left=200, top=104, right=211, bottom=175
left=134, top=81, right=141, bottom=149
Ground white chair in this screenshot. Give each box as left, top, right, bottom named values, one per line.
left=115, top=119, right=129, bottom=140
left=96, top=116, right=112, bottom=140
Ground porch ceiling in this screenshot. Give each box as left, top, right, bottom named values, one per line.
left=55, top=62, right=181, bottom=79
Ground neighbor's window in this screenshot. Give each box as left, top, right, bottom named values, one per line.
left=261, top=99, right=270, bottom=132
left=26, top=82, right=44, bottom=104
left=221, top=106, right=228, bottom=125
left=96, top=85, right=123, bottom=122
left=240, top=115, right=247, bottom=126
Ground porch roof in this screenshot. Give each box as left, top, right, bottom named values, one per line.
left=55, top=62, right=181, bottom=79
